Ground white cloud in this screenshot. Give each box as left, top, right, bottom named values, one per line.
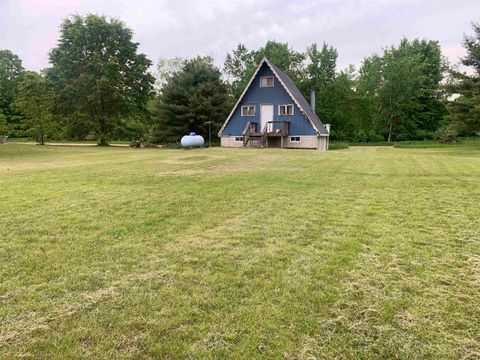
left=0, top=0, right=479, bottom=72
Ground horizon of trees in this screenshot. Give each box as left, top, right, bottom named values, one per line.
left=1, top=14, right=479, bottom=145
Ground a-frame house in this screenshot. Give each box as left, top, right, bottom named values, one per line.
left=218, top=57, right=330, bottom=150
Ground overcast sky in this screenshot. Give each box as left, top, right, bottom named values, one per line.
left=1, top=0, right=479, bottom=73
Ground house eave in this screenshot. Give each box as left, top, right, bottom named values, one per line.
left=217, top=57, right=269, bottom=137
left=218, top=57, right=328, bottom=137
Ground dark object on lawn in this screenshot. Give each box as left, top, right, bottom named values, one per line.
left=129, top=140, right=143, bottom=148
left=0, top=136, right=8, bottom=144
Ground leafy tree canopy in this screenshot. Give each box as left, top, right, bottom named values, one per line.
left=224, top=41, right=304, bottom=98
left=0, top=49, right=24, bottom=135
left=0, top=111, right=9, bottom=136
left=358, top=38, right=446, bottom=141
left=13, top=71, right=57, bottom=145
left=47, top=14, right=154, bottom=145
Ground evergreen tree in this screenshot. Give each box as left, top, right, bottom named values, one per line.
left=448, top=23, right=480, bottom=135
left=154, top=56, right=230, bottom=143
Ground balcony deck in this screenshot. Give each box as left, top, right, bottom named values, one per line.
left=242, top=121, right=290, bottom=148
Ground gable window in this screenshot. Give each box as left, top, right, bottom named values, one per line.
left=234, top=136, right=244, bottom=142
left=279, top=104, right=294, bottom=115
left=290, top=136, right=301, bottom=142
left=260, top=76, right=274, bottom=87
left=241, top=105, right=255, bottom=116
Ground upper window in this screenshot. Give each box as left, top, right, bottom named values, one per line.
left=241, top=105, right=255, bottom=116
left=260, top=76, right=274, bottom=87
left=279, top=104, right=294, bottom=116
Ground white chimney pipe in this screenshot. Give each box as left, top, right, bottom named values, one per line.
left=325, top=124, right=331, bottom=134
left=310, top=88, right=316, bottom=113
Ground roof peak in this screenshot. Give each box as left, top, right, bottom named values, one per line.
left=218, top=56, right=329, bottom=136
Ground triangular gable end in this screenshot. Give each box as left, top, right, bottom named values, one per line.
left=218, top=57, right=324, bottom=136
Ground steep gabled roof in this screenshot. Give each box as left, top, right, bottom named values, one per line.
left=218, top=57, right=329, bottom=136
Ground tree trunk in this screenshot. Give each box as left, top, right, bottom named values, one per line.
left=387, top=115, right=394, bottom=142
left=97, top=98, right=109, bottom=146
left=370, top=102, right=382, bottom=131
left=387, top=95, right=394, bottom=142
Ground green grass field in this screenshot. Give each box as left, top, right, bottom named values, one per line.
left=1, top=143, right=480, bottom=359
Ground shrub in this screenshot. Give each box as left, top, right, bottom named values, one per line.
left=434, top=127, right=458, bottom=144
left=329, top=141, right=349, bottom=150
left=394, top=141, right=447, bottom=148
left=349, top=141, right=395, bottom=146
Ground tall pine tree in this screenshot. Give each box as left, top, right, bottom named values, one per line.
left=154, top=56, right=230, bottom=143
left=448, top=23, right=480, bottom=135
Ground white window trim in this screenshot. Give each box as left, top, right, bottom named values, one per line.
left=260, top=76, right=274, bottom=88
left=279, top=104, right=294, bottom=116
left=290, top=136, right=301, bottom=142
left=241, top=105, right=255, bottom=117
left=234, top=136, right=244, bottom=142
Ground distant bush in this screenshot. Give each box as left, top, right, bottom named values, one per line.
left=329, top=141, right=349, bottom=150
left=434, top=127, right=458, bottom=144
left=393, top=135, right=480, bottom=149
left=460, top=136, right=480, bottom=146
left=394, top=141, right=449, bottom=148
left=351, top=129, right=385, bottom=143
left=348, top=141, right=395, bottom=146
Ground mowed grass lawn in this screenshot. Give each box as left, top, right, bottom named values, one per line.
left=1, top=143, right=480, bottom=359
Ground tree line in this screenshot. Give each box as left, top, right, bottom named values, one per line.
left=1, top=14, right=479, bottom=145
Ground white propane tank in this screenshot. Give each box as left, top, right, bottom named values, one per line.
left=181, top=132, right=204, bottom=148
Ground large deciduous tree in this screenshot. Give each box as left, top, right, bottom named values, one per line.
left=358, top=39, right=445, bottom=141
left=0, top=50, right=24, bottom=135
left=47, top=14, right=154, bottom=145
left=13, top=71, right=57, bottom=145
left=154, top=56, right=230, bottom=143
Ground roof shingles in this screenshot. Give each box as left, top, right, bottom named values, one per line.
left=219, top=57, right=329, bottom=136
left=267, top=59, right=329, bottom=135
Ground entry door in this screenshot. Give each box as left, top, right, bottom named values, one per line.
left=260, top=104, right=274, bottom=132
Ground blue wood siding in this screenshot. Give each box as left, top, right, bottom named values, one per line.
left=222, top=63, right=317, bottom=136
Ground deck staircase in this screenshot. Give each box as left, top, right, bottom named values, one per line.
left=242, top=122, right=262, bottom=147
left=242, top=121, right=289, bottom=148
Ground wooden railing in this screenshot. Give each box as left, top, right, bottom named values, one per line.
left=242, top=120, right=289, bottom=147
left=242, top=121, right=257, bottom=136
left=242, top=121, right=258, bottom=147
left=264, top=121, right=289, bottom=136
